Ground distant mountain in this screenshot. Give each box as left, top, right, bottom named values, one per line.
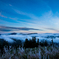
left=9, top=32, right=17, bottom=35
left=9, top=33, right=38, bottom=35
left=26, top=33, right=38, bottom=35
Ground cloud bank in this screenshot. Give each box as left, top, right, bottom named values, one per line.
left=0, top=26, right=43, bottom=32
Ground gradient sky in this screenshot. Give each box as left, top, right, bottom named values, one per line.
left=0, top=0, right=59, bottom=33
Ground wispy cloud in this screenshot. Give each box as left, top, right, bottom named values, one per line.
left=9, top=17, right=18, bottom=20
left=14, top=9, right=39, bottom=20
left=45, top=28, right=59, bottom=32
left=9, top=4, right=12, bottom=6
left=0, top=26, right=43, bottom=32
left=1, top=8, right=59, bottom=33
left=14, top=9, right=59, bottom=31
left=0, top=12, right=18, bottom=21
left=0, top=13, right=7, bottom=18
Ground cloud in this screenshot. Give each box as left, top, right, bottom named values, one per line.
left=0, top=13, right=7, bottom=18
left=14, top=9, right=39, bottom=20
left=45, top=28, right=59, bottom=32
left=0, top=12, right=18, bottom=21
left=13, top=9, right=59, bottom=32
left=9, top=4, right=12, bottom=6
left=9, top=17, right=18, bottom=20
left=14, top=9, right=53, bottom=26
left=1, top=8, right=59, bottom=33
left=0, top=26, right=43, bottom=32
left=0, top=29, right=11, bottom=32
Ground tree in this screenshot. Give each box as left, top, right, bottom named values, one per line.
left=36, top=39, right=39, bottom=47
left=24, top=38, right=29, bottom=48
left=44, top=40, right=48, bottom=46
left=51, top=39, right=53, bottom=47
left=24, top=37, right=39, bottom=48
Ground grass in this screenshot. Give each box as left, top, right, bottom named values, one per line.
left=0, top=46, right=59, bottom=59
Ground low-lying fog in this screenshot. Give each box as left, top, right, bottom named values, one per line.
left=0, top=33, right=59, bottom=43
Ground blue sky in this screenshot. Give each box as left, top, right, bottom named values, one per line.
left=0, top=0, right=59, bottom=33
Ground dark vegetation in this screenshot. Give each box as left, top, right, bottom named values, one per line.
left=24, top=37, right=39, bottom=48
left=0, top=39, right=8, bottom=54
left=11, top=38, right=22, bottom=49
left=23, top=37, right=55, bottom=48
left=0, top=36, right=58, bottom=54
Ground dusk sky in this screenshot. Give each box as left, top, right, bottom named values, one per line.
left=0, top=0, right=59, bottom=33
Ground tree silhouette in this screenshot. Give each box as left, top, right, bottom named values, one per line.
left=24, top=37, right=39, bottom=48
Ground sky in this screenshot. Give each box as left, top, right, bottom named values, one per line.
left=0, top=0, right=59, bottom=33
